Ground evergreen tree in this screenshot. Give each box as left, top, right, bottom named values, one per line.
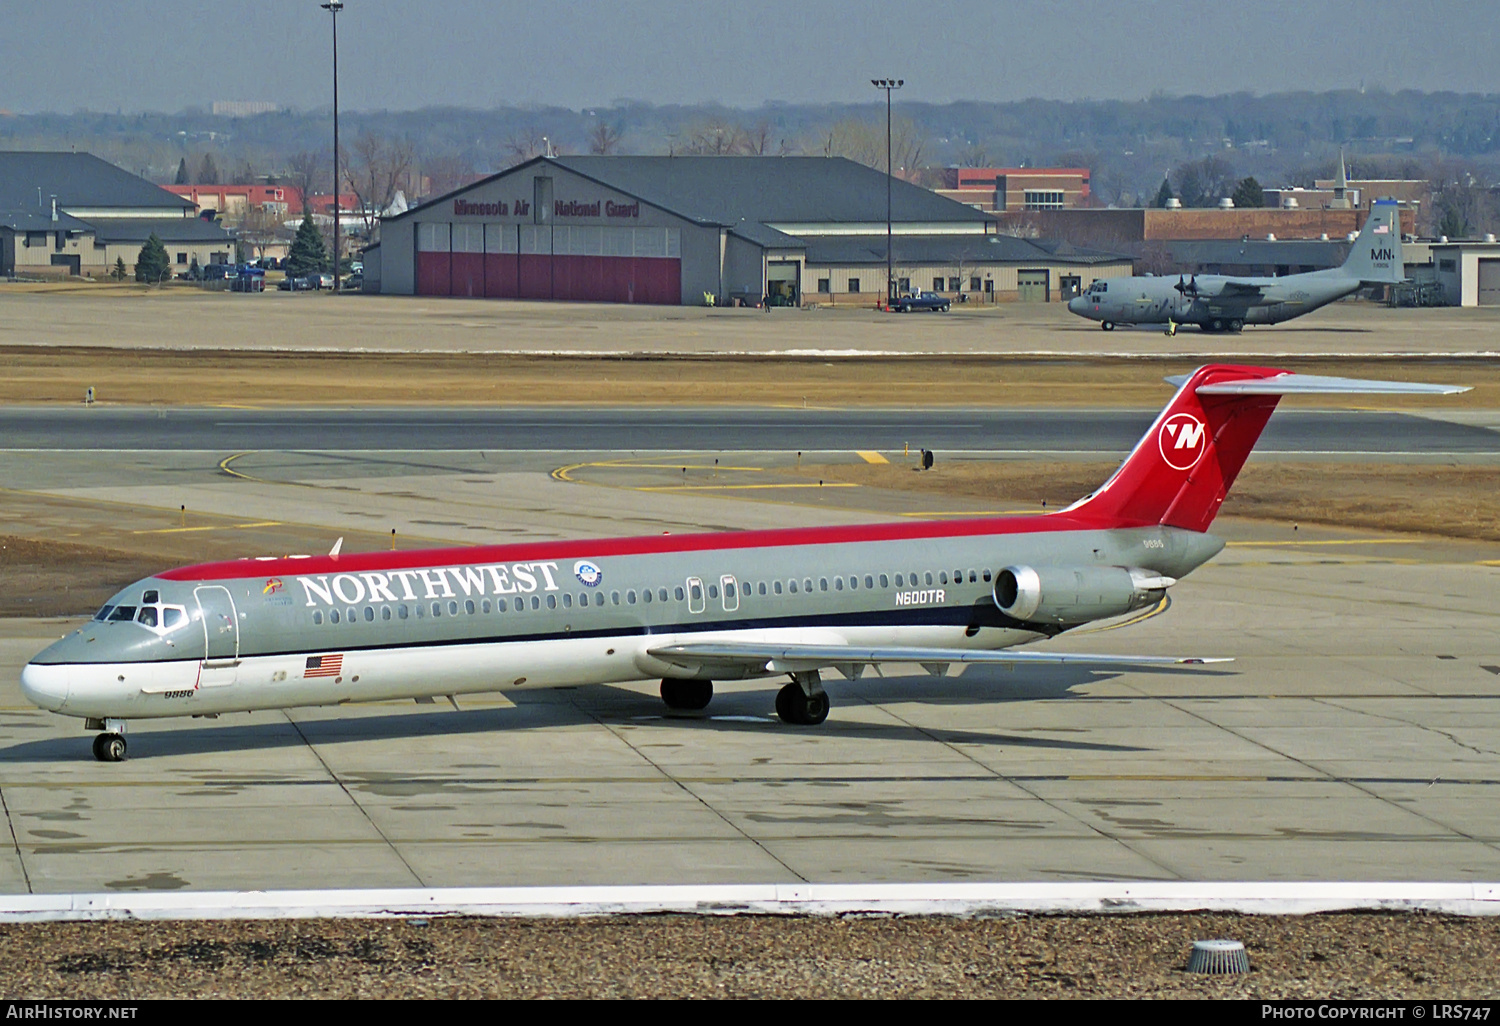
left=198, top=153, right=220, bottom=185
left=174, top=158, right=190, bottom=185
left=1153, top=177, right=1174, bottom=208
left=285, top=213, right=327, bottom=276
left=112, top=256, right=127, bottom=281
left=1232, top=176, right=1265, bottom=209
left=134, top=233, right=171, bottom=283
left=188, top=256, right=201, bottom=281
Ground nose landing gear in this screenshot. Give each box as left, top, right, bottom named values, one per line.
left=85, top=717, right=128, bottom=762
left=91, top=733, right=126, bottom=762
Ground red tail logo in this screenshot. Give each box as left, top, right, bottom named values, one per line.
left=1159, top=413, right=1207, bottom=470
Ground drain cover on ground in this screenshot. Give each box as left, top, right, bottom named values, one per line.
left=1186, top=938, right=1250, bottom=974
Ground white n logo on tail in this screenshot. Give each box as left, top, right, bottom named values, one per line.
left=1158, top=413, right=1208, bottom=471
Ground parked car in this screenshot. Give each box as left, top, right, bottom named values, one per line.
left=342, top=273, right=364, bottom=291
left=276, top=274, right=315, bottom=291
left=891, top=291, right=951, bottom=313
left=311, top=272, right=335, bottom=290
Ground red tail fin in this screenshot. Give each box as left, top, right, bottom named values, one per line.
left=1065, top=364, right=1285, bottom=533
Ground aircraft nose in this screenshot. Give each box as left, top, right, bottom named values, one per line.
left=20, top=663, right=69, bottom=712
left=1067, top=296, right=1085, bottom=315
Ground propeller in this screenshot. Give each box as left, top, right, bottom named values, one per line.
left=1174, top=273, right=1201, bottom=297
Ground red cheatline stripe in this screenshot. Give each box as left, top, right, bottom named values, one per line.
left=155, top=512, right=1126, bottom=583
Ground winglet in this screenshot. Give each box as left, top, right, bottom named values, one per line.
left=329, top=537, right=344, bottom=557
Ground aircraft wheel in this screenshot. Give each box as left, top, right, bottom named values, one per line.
left=775, top=683, right=830, bottom=726
left=1229, top=319, right=1244, bottom=332
left=1100, top=321, right=1115, bottom=331
left=92, top=733, right=126, bottom=763
left=660, top=678, right=712, bottom=711
left=1209, top=318, right=1224, bottom=332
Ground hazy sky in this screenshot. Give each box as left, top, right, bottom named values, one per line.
left=3, top=0, right=1498, bottom=113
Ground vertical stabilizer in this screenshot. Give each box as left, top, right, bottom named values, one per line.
left=1340, top=200, right=1404, bottom=284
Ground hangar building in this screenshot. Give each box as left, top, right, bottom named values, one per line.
left=369, top=156, right=1129, bottom=305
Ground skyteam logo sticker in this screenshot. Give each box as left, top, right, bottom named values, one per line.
left=573, top=561, right=603, bottom=587
left=1159, top=413, right=1207, bottom=471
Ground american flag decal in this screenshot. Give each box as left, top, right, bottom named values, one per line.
left=305, top=654, right=343, bottom=678
left=1373, top=224, right=1389, bottom=234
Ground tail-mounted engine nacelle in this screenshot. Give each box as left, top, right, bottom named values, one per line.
left=994, top=565, right=1175, bottom=625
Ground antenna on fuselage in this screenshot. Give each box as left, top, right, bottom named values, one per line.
left=329, top=537, right=344, bottom=557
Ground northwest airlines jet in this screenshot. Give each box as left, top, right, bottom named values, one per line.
left=23, top=365, right=1464, bottom=761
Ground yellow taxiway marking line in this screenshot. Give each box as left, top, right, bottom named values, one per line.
left=132, top=521, right=283, bottom=535
left=635, top=483, right=860, bottom=492
left=1226, top=538, right=1432, bottom=547
left=1073, top=596, right=1170, bottom=634
left=856, top=450, right=889, bottom=464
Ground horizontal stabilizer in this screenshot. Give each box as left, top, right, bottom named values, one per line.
left=648, top=641, right=1227, bottom=673
left=1163, top=372, right=1468, bottom=396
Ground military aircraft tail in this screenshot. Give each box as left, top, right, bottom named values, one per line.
left=1338, top=199, right=1405, bottom=284
left=1063, top=364, right=1466, bottom=534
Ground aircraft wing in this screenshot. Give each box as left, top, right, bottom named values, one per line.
left=1207, top=280, right=1266, bottom=299
left=646, top=641, right=1227, bottom=677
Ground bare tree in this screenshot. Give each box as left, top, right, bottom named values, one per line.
left=239, top=205, right=290, bottom=261
left=345, top=132, right=416, bottom=238
left=505, top=127, right=551, bottom=165
left=956, top=143, right=991, bottom=168
left=681, top=120, right=740, bottom=155
left=588, top=120, right=623, bottom=155
left=284, top=151, right=328, bottom=211
left=423, top=153, right=476, bottom=199
left=818, top=117, right=927, bottom=180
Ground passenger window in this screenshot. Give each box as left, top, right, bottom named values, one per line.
left=136, top=607, right=159, bottom=628
left=759, top=582, right=767, bottom=596
left=659, top=589, right=668, bottom=602
left=894, top=574, right=903, bottom=587
left=676, top=587, right=685, bottom=601
left=449, top=601, right=459, bottom=615
left=865, top=575, right=874, bottom=589
left=530, top=596, right=540, bottom=610
left=969, top=570, right=978, bottom=583
left=399, top=605, right=409, bottom=619
left=804, top=579, right=813, bottom=593
left=611, top=592, right=620, bottom=605
left=708, top=584, right=719, bottom=599
left=788, top=580, right=797, bottom=594
left=497, top=598, right=507, bottom=612
left=725, top=582, right=735, bottom=598
left=561, top=594, right=572, bottom=608
left=465, top=600, right=476, bottom=614
left=940, top=572, right=949, bottom=584
left=982, top=569, right=992, bottom=582
left=642, top=589, right=651, bottom=604
left=774, top=581, right=783, bottom=594
left=364, top=607, right=374, bottom=622
left=142, top=590, right=159, bottom=604
left=382, top=607, right=392, bottom=621
left=834, top=578, right=843, bottom=591
left=819, top=578, right=828, bottom=591
left=925, top=572, right=934, bottom=586
left=482, top=600, right=491, bottom=614
left=330, top=610, right=341, bottom=624
left=627, top=590, right=637, bottom=604
left=432, top=602, right=442, bottom=617
left=879, top=574, right=888, bottom=588
left=415, top=604, right=424, bottom=618
left=547, top=595, right=557, bottom=609
left=313, top=611, right=323, bottom=625
left=347, top=607, right=357, bottom=622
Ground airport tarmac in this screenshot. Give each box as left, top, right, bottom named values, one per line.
left=2, top=287, right=1498, bottom=357
left=0, top=439, right=1497, bottom=894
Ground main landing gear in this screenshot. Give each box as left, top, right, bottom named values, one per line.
left=85, top=718, right=128, bottom=762
left=1099, top=321, right=1115, bottom=331
left=775, top=671, right=830, bottom=726
left=660, top=678, right=713, bottom=711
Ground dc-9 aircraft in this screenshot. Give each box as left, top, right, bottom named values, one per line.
left=22, top=364, right=1464, bottom=761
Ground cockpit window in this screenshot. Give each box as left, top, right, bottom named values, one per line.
left=93, top=605, right=114, bottom=621
left=142, top=590, right=159, bottom=604
left=136, top=607, right=159, bottom=628
left=162, top=607, right=185, bottom=630
left=107, top=606, right=137, bottom=622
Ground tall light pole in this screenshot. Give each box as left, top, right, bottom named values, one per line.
left=871, top=79, right=902, bottom=308
left=322, top=1, right=343, bottom=292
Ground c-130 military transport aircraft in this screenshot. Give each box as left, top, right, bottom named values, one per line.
left=1067, top=200, right=1405, bottom=334
left=24, top=364, right=1464, bottom=761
